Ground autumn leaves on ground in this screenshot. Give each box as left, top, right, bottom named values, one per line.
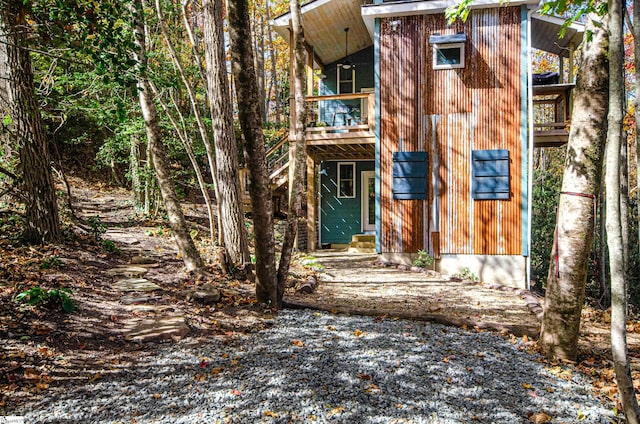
left=0, top=177, right=638, bottom=418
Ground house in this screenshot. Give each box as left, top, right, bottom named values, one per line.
left=272, top=0, right=584, bottom=288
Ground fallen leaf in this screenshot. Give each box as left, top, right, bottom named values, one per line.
left=153, top=393, right=161, bottom=399
left=327, top=325, right=337, bottom=331
left=211, top=367, right=224, bottom=375
left=529, top=412, right=551, bottom=423
left=231, top=389, right=241, bottom=396
left=357, top=373, right=372, bottom=380
left=521, top=383, right=532, bottom=389
left=264, top=411, right=279, bottom=418
left=328, top=406, right=345, bottom=416
left=88, top=373, right=102, bottom=382
left=291, top=339, right=305, bottom=347
left=353, top=329, right=363, bottom=337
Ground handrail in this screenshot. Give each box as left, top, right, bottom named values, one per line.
left=266, top=134, right=289, bottom=158
left=305, top=92, right=371, bottom=102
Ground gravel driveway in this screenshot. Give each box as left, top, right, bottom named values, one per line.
left=25, top=309, right=612, bottom=424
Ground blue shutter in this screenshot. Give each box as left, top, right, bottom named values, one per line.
left=472, top=149, right=510, bottom=200
left=393, top=151, right=427, bottom=200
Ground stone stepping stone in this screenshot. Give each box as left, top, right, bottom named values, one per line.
left=107, top=266, right=149, bottom=278
left=120, top=294, right=162, bottom=305
left=113, top=278, right=162, bottom=292
left=130, top=256, right=159, bottom=265
left=123, top=316, right=189, bottom=342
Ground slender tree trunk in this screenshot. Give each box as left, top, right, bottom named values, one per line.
left=264, top=0, right=281, bottom=126
left=202, top=0, right=252, bottom=269
left=153, top=0, right=218, bottom=245
left=131, top=0, right=204, bottom=273
left=130, top=133, right=145, bottom=210
left=608, top=0, right=640, bottom=420
left=227, top=0, right=279, bottom=307
left=1, top=0, right=61, bottom=244
left=277, top=0, right=307, bottom=298
left=540, top=15, right=608, bottom=361
left=149, top=81, right=217, bottom=244
left=632, top=0, right=640, bottom=284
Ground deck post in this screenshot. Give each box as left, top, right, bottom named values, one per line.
left=307, top=155, right=317, bottom=251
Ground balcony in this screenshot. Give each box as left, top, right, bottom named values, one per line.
left=299, top=92, right=376, bottom=161
left=533, top=83, right=573, bottom=148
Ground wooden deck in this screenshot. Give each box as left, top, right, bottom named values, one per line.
left=533, top=83, right=573, bottom=148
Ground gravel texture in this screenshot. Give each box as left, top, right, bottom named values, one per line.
left=24, top=310, right=613, bottom=423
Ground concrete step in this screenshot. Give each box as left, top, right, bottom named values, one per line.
left=350, top=241, right=375, bottom=249
left=348, top=246, right=376, bottom=254
left=351, top=234, right=375, bottom=243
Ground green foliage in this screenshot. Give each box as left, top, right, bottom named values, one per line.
left=530, top=149, right=563, bottom=287
left=88, top=215, right=107, bottom=240
left=300, top=256, right=324, bottom=271
left=452, top=267, right=479, bottom=282
left=15, top=286, right=75, bottom=313
left=413, top=249, right=433, bottom=268
left=41, top=256, right=63, bottom=270
left=445, top=0, right=472, bottom=23
left=101, top=239, right=121, bottom=253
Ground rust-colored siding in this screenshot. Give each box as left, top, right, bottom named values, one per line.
left=379, top=7, right=523, bottom=256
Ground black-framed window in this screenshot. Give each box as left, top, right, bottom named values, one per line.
left=338, top=162, right=356, bottom=198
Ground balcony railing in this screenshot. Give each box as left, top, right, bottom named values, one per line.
left=302, top=92, right=376, bottom=141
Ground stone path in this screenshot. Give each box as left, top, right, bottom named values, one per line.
left=285, top=251, right=543, bottom=337
left=107, top=257, right=190, bottom=342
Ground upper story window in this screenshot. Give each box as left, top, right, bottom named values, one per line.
left=337, top=65, right=356, bottom=94
left=338, top=162, right=356, bottom=198
left=429, top=33, right=466, bottom=70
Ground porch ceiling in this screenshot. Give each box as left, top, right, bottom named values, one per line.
left=531, top=13, right=584, bottom=57
left=307, top=141, right=374, bottom=162
left=271, top=0, right=372, bottom=67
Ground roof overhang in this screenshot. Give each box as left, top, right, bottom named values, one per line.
left=531, top=12, right=584, bottom=57
left=361, top=0, right=539, bottom=38
left=272, top=0, right=372, bottom=67
left=272, top=0, right=585, bottom=66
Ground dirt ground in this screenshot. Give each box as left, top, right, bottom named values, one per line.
left=0, top=176, right=638, bottom=416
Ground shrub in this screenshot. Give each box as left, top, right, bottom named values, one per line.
left=16, top=286, right=75, bottom=313
left=413, top=250, right=433, bottom=268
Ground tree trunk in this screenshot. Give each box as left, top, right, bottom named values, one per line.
left=540, top=15, right=608, bottom=361
left=131, top=0, right=204, bottom=273
left=227, top=0, right=279, bottom=307
left=202, top=0, right=252, bottom=269
left=1, top=1, right=62, bottom=244
left=277, top=0, right=308, bottom=298
left=149, top=81, right=217, bottom=244
left=153, top=0, right=217, bottom=244
left=130, top=134, right=145, bottom=210
left=635, top=0, right=640, bottom=272
left=608, top=0, right=640, bottom=420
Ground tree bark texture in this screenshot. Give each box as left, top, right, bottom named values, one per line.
left=131, top=0, right=204, bottom=273
left=540, top=15, right=608, bottom=361
left=202, top=0, right=251, bottom=268
left=607, top=0, right=640, bottom=420
left=277, top=0, right=308, bottom=298
left=1, top=1, right=62, bottom=244
left=635, top=0, right=640, bottom=273
left=227, top=0, right=279, bottom=307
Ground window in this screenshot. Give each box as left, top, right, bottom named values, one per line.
left=429, top=33, right=466, bottom=70
left=337, top=66, right=355, bottom=94
left=433, top=43, right=465, bottom=69
left=392, top=151, right=428, bottom=200
left=471, top=149, right=510, bottom=200
left=338, top=162, right=356, bottom=198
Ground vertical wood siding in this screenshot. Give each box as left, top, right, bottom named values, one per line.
left=379, top=7, right=523, bottom=256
